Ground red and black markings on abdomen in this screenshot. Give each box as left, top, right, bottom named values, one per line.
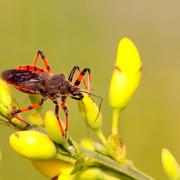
left=1, top=69, right=48, bottom=94
left=17, top=65, right=49, bottom=74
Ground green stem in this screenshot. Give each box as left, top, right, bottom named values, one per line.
left=56, top=151, right=76, bottom=164
left=96, top=129, right=107, bottom=145
left=112, top=109, right=120, bottom=135
left=73, top=149, right=154, bottom=180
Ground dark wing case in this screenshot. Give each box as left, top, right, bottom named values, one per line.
left=1, top=69, right=48, bottom=94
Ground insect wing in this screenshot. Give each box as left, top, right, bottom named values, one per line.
left=1, top=69, right=47, bottom=94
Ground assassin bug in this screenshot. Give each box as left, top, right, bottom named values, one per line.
left=1, top=50, right=92, bottom=136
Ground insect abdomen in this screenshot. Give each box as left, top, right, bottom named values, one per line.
left=1, top=69, right=48, bottom=95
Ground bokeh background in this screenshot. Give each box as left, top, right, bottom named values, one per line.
left=0, top=0, right=180, bottom=179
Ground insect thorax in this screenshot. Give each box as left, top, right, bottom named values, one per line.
left=47, top=74, right=70, bottom=97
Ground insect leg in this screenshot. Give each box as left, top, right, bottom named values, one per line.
left=74, top=68, right=92, bottom=93
left=68, top=66, right=88, bottom=89
left=70, top=96, right=82, bottom=100
left=60, top=96, right=69, bottom=134
left=54, top=100, right=65, bottom=136
left=68, top=66, right=80, bottom=82
left=33, top=50, right=52, bottom=73
left=11, top=114, right=30, bottom=129
left=16, top=65, right=49, bottom=74
left=11, top=98, right=47, bottom=116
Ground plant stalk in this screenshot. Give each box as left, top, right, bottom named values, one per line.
left=112, top=108, right=120, bottom=135
left=96, top=129, right=107, bottom=145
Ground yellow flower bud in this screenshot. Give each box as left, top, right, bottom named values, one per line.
left=9, top=130, right=56, bottom=160
left=74, top=168, right=118, bottom=180
left=74, top=168, right=103, bottom=180
left=106, top=134, right=126, bottom=164
left=162, top=148, right=180, bottom=180
left=0, top=104, right=9, bottom=118
left=45, top=111, right=65, bottom=144
left=32, top=159, right=73, bottom=179
left=115, top=38, right=141, bottom=76
left=78, top=93, right=102, bottom=130
left=80, top=138, right=95, bottom=151
left=0, top=79, right=12, bottom=108
left=109, top=38, right=142, bottom=109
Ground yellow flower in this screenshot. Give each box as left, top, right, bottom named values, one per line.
left=109, top=38, right=142, bottom=110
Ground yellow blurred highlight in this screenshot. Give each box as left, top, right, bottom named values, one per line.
left=162, top=148, right=180, bottom=180
left=28, top=112, right=44, bottom=127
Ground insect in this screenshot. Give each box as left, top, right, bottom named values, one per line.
left=1, top=50, right=92, bottom=136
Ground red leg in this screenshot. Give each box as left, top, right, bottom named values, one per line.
left=54, top=100, right=65, bottom=136
left=68, top=66, right=81, bottom=82
left=11, top=98, right=46, bottom=116
left=68, top=66, right=87, bottom=88
left=16, top=65, right=49, bottom=74
left=11, top=114, right=30, bottom=129
left=60, top=96, right=68, bottom=133
left=74, top=67, right=92, bottom=93
left=33, top=50, right=52, bottom=73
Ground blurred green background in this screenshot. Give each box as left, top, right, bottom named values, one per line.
left=0, top=0, right=179, bottom=179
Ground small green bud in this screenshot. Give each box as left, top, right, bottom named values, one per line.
left=28, top=95, right=43, bottom=113
left=28, top=112, right=44, bottom=127
left=9, top=130, right=56, bottom=160
left=74, top=168, right=119, bottom=180
left=74, top=168, right=103, bottom=180
left=45, top=111, right=65, bottom=144
left=162, top=148, right=180, bottom=180
left=78, top=93, right=102, bottom=130
left=106, top=134, right=126, bottom=164
left=109, top=38, right=142, bottom=110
